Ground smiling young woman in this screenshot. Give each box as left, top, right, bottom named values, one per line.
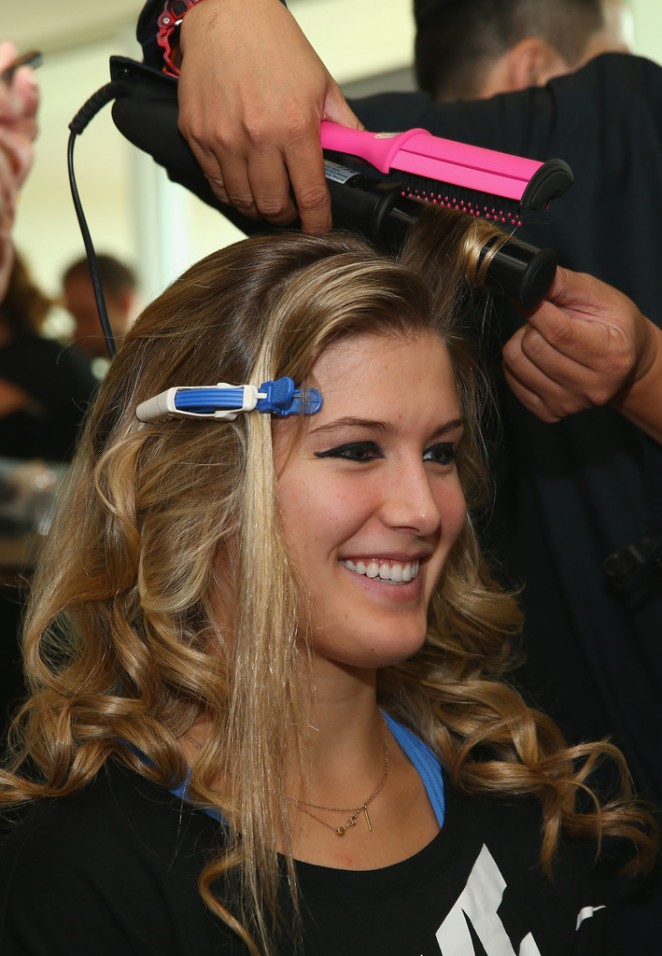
left=0, top=207, right=656, bottom=956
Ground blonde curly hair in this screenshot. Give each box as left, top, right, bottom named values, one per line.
left=2, top=208, right=655, bottom=955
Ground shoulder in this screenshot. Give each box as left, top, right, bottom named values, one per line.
left=0, top=761, right=233, bottom=955
left=0, top=758, right=218, bottom=879
left=0, top=333, right=58, bottom=364
left=556, top=51, right=662, bottom=95
left=352, top=53, right=662, bottom=154
left=446, top=783, right=597, bottom=878
left=442, top=785, right=619, bottom=952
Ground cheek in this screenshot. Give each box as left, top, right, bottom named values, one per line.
left=439, top=483, right=468, bottom=541
left=279, top=480, right=379, bottom=572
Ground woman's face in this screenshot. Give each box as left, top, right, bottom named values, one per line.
left=274, top=329, right=467, bottom=673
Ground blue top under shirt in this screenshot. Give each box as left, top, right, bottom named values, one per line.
left=172, top=712, right=445, bottom=828
left=382, top=712, right=445, bottom=827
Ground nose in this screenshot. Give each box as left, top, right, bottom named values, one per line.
left=379, top=458, right=459, bottom=538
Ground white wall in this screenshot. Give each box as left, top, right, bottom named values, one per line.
left=629, top=0, right=662, bottom=63
left=9, top=0, right=662, bottom=309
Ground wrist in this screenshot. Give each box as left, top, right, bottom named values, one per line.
left=611, top=319, right=662, bottom=442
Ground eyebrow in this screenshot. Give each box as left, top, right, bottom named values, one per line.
left=308, top=416, right=466, bottom=439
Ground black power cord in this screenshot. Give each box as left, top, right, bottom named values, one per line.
left=67, top=80, right=132, bottom=359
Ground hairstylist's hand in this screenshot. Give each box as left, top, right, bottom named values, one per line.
left=502, top=266, right=662, bottom=442
left=178, top=0, right=362, bottom=233
left=0, top=41, right=39, bottom=300
left=0, top=41, right=39, bottom=170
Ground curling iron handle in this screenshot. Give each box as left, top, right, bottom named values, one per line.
left=320, top=121, right=428, bottom=175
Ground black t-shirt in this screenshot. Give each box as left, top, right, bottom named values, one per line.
left=0, top=759, right=618, bottom=955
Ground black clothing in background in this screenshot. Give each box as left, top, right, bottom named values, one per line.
left=0, top=334, right=97, bottom=737
left=346, top=53, right=662, bottom=815
left=0, top=333, right=97, bottom=462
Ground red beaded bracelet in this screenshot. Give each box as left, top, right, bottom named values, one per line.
left=157, top=0, right=205, bottom=77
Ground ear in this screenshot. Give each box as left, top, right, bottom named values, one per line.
left=482, top=38, right=571, bottom=96
left=508, top=37, right=573, bottom=88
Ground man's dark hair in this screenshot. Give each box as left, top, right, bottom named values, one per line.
left=62, top=253, right=138, bottom=299
left=414, top=0, right=608, bottom=100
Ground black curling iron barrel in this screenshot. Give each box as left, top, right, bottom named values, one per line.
left=325, top=165, right=558, bottom=309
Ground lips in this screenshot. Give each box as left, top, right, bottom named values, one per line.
left=340, top=558, right=420, bottom=583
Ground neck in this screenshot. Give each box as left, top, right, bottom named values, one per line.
left=287, top=661, right=385, bottom=804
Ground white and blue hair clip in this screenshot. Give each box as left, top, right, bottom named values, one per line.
left=136, top=377, right=323, bottom=422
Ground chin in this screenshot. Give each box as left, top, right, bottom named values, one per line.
left=315, top=621, right=429, bottom=671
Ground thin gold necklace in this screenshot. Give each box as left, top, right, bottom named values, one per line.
left=286, top=713, right=390, bottom=837
left=181, top=714, right=391, bottom=838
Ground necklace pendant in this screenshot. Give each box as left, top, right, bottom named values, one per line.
left=335, top=826, right=346, bottom=836
left=363, top=804, right=373, bottom=832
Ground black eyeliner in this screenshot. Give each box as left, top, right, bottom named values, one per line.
left=314, top=441, right=383, bottom=461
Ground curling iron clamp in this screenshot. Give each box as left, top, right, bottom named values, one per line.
left=319, top=122, right=571, bottom=224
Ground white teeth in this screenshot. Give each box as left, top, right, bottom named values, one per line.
left=340, top=559, right=420, bottom=583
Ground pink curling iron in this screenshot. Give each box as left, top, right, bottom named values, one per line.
left=320, top=121, right=572, bottom=227
left=104, top=56, right=569, bottom=306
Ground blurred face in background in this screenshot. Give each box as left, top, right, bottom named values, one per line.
left=63, top=272, right=135, bottom=360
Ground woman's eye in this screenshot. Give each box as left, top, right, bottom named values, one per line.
left=315, top=441, right=384, bottom=462
left=423, top=442, right=456, bottom=466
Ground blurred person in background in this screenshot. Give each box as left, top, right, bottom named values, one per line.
left=61, top=252, right=138, bottom=377
left=0, top=40, right=95, bottom=740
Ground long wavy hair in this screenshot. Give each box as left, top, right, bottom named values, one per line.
left=1, top=208, right=655, bottom=954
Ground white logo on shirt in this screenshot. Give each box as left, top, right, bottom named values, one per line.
left=433, top=844, right=542, bottom=955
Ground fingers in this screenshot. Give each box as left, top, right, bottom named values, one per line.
left=503, top=267, right=649, bottom=421
left=0, top=41, right=39, bottom=143
left=502, top=326, right=591, bottom=421
left=536, top=265, right=635, bottom=328
left=504, top=315, right=634, bottom=415
left=0, top=40, right=18, bottom=77
left=10, top=67, right=40, bottom=142
left=179, top=93, right=331, bottom=233
left=175, top=0, right=363, bottom=233
left=0, top=134, right=24, bottom=228
left=0, top=127, right=34, bottom=189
